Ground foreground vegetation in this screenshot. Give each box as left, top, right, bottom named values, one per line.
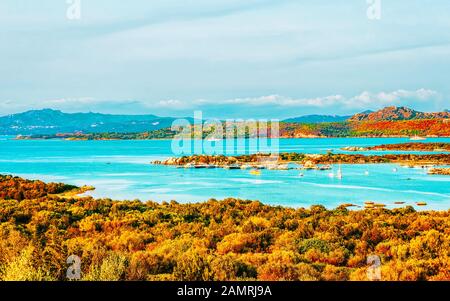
left=0, top=175, right=449, bottom=281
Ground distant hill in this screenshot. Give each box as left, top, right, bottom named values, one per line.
left=0, top=109, right=186, bottom=135
left=348, top=106, right=450, bottom=122
left=284, top=114, right=351, bottom=123
left=2, top=106, right=449, bottom=136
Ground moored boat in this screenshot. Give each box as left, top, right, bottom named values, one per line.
left=336, top=164, right=343, bottom=179
left=318, top=164, right=332, bottom=170
left=410, top=135, right=426, bottom=141
left=250, top=169, right=261, bottom=176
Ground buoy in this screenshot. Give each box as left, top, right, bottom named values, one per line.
left=250, top=169, right=261, bottom=176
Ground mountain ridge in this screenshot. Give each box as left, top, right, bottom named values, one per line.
left=348, top=106, right=450, bottom=122
left=0, top=108, right=183, bottom=135
left=1, top=106, right=449, bottom=135
left=284, top=114, right=351, bottom=123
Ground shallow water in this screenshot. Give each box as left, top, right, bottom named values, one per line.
left=0, top=137, right=449, bottom=209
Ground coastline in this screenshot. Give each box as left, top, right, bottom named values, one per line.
left=11, top=135, right=450, bottom=141
left=154, top=153, right=450, bottom=169
left=3, top=173, right=447, bottom=211
left=2, top=140, right=449, bottom=211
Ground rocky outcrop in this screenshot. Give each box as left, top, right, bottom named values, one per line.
left=368, top=142, right=450, bottom=152
left=341, top=146, right=368, bottom=151
left=348, top=106, right=450, bottom=122
left=153, top=154, right=294, bottom=170
left=153, top=153, right=450, bottom=168
left=428, top=168, right=450, bottom=175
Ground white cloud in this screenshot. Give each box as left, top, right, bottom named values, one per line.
left=150, top=89, right=440, bottom=110
left=42, top=97, right=97, bottom=105
left=339, top=88, right=438, bottom=108
left=349, top=89, right=439, bottom=107
left=195, top=95, right=345, bottom=107
left=0, top=89, right=443, bottom=117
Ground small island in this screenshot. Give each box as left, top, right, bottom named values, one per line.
left=428, top=168, right=450, bottom=176
left=153, top=153, right=450, bottom=170
left=367, top=142, right=450, bottom=152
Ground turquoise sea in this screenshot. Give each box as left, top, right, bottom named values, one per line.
left=0, top=137, right=449, bottom=210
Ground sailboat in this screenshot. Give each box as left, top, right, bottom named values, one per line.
left=410, top=135, right=426, bottom=141
left=336, top=164, right=343, bottom=179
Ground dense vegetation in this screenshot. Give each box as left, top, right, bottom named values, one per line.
left=279, top=119, right=450, bottom=137
left=280, top=122, right=352, bottom=137
left=155, top=153, right=450, bottom=166
left=0, top=175, right=449, bottom=281
left=19, top=128, right=178, bottom=140
left=17, top=118, right=450, bottom=140
left=368, top=142, right=450, bottom=152
left=350, top=119, right=450, bottom=137
left=0, top=175, right=77, bottom=201
left=428, top=168, right=450, bottom=176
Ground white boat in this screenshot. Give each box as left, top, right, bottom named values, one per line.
left=318, top=164, right=332, bottom=170
left=410, top=135, right=426, bottom=141
left=364, top=170, right=370, bottom=176
left=336, top=164, right=343, bottom=179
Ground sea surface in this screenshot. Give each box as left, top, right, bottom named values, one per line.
left=0, top=137, right=449, bottom=210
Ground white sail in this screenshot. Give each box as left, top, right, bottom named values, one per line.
left=336, top=164, right=343, bottom=179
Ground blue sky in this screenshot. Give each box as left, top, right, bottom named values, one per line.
left=0, top=0, right=449, bottom=118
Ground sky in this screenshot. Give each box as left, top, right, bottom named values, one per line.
left=0, top=0, right=449, bottom=119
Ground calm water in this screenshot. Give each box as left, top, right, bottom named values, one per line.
left=0, top=137, right=449, bottom=210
